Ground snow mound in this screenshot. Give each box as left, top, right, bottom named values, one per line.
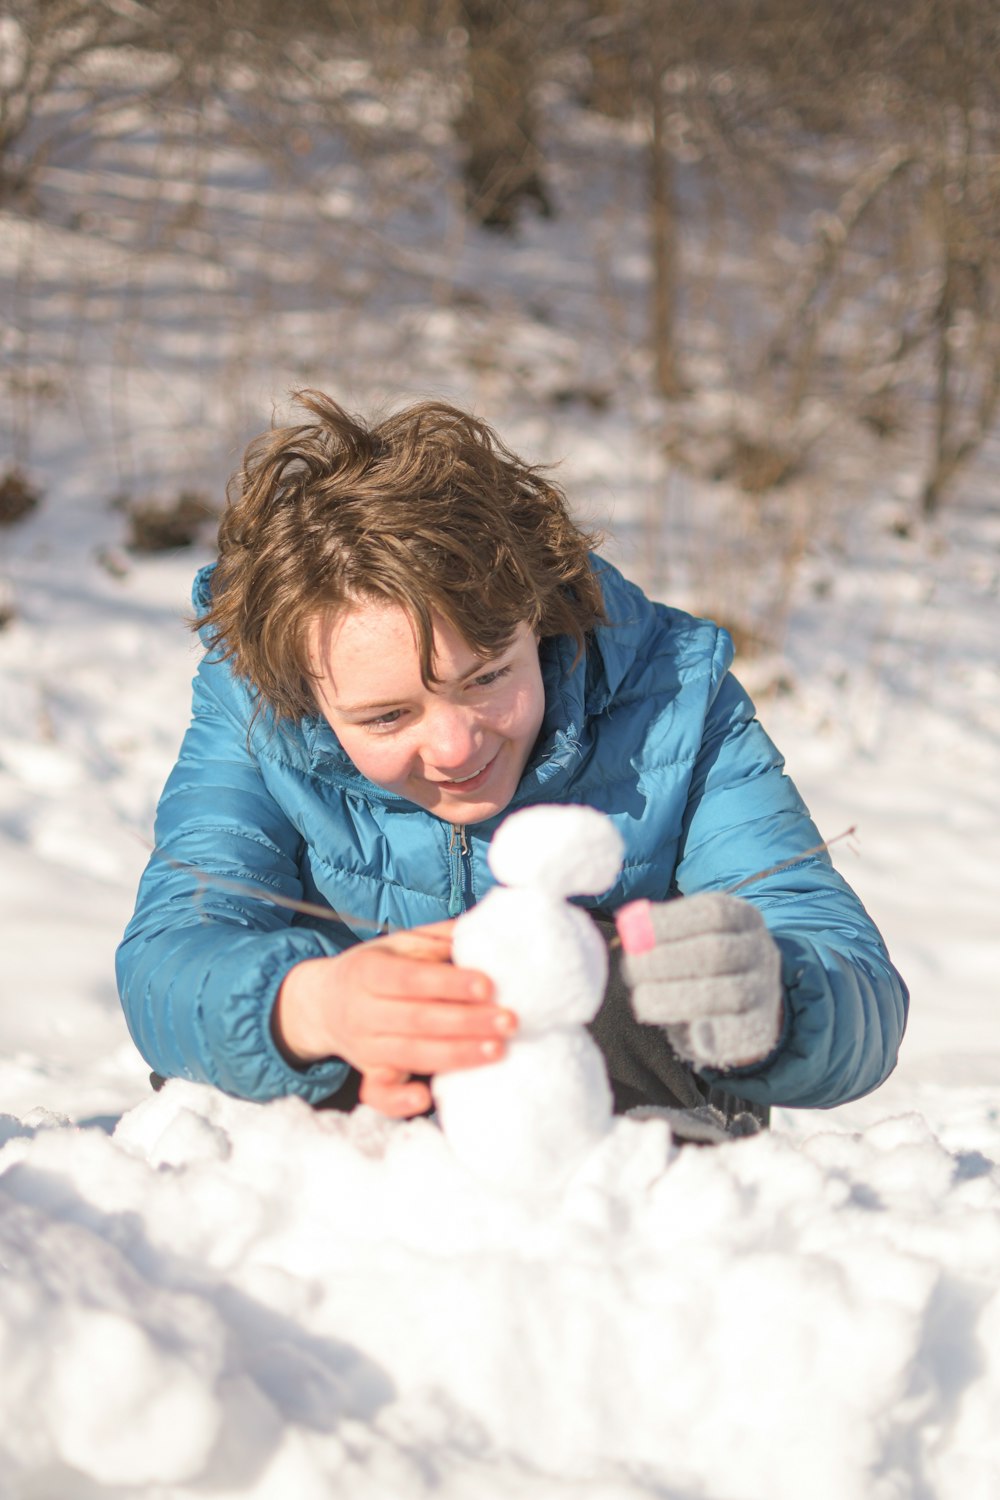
left=1, top=1085, right=998, bottom=1499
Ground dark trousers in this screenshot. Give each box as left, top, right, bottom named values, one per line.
left=588, top=917, right=770, bottom=1138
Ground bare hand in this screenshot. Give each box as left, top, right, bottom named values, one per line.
left=272, top=921, right=516, bottom=1118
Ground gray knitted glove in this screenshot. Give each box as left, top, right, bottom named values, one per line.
left=615, top=893, right=783, bottom=1069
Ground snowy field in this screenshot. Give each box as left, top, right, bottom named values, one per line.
left=2, top=80, right=1000, bottom=1499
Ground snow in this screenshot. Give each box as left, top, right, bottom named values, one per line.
left=1, top=64, right=999, bottom=1500
left=2, top=1089, right=998, bottom=1498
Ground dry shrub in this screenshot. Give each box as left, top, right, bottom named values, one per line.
left=709, top=614, right=774, bottom=660
left=0, top=469, right=42, bottom=525
left=711, top=435, right=802, bottom=494
left=549, top=384, right=613, bottom=412
left=124, top=491, right=216, bottom=552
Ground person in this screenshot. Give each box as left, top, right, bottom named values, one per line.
left=116, top=392, right=907, bottom=1130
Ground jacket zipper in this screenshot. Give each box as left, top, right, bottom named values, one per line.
left=447, top=824, right=470, bottom=917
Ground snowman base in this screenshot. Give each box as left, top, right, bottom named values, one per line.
left=432, top=1029, right=612, bottom=1196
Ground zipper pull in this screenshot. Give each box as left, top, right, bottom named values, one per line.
left=447, top=824, right=468, bottom=917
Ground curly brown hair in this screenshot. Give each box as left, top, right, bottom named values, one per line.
left=199, top=391, right=606, bottom=722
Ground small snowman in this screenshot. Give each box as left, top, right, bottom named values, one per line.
left=432, top=804, right=625, bottom=1194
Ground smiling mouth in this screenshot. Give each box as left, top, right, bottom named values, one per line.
left=435, top=752, right=498, bottom=789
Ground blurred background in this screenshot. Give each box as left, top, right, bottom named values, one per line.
left=3, top=0, right=999, bottom=643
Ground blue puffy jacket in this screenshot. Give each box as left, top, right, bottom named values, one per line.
left=116, top=557, right=907, bottom=1109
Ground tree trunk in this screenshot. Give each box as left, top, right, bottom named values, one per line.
left=648, top=50, right=683, bottom=398
left=456, top=0, right=552, bottom=231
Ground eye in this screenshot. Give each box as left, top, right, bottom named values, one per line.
left=470, top=664, right=512, bottom=689
left=361, top=708, right=404, bottom=731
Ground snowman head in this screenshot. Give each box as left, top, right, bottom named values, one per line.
left=487, top=804, right=625, bottom=899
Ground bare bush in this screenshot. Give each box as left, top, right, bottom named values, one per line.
left=0, top=466, right=41, bottom=524
left=573, top=0, right=1000, bottom=513
left=122, top=490, right=216, bottom=553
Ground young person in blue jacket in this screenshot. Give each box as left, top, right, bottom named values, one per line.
left=116, top=392, right=907, bottom=1127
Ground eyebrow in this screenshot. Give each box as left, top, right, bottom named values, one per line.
left=333, top=653, right=509, bottom=716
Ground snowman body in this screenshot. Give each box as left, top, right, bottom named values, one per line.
left=432, top=805, right=625, bottom=1194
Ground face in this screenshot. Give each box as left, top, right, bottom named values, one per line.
left=310, top=598, right=546, bottom=824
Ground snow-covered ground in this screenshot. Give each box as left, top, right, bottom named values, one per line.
left=1, top=79, right=999, bottom=1499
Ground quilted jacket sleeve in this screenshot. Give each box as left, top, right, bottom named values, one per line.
left=116, top=654, right=352, bottom=1103
left=673, top=636, right=908, bottom=1109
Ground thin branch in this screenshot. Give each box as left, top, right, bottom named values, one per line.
left=723, top=825, right=859, bottom=896
left=141, top=840, right=388, bottom=932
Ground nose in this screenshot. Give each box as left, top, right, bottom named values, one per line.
left=424, top=702, right=483, bottom=774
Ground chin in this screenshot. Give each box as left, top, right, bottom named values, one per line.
left=435, top=793, right=512, bottom=825
left=467, top=801, right=510, bottom=824
left=431, top=775, right=520, bottom=825
left=414, top=752, right=524, bottom=824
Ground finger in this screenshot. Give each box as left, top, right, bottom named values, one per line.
left=363, top=949, right=495, bottom=1005
left=382, top=922, right=456, bottom=962
left=360, top=1067, right=433, bottom=1118
left=631, top=973, right=762, bottom=1025
left=364, top=995, right=517, bottom=1041
left=623, top=930, right=768, bottom=985
left=362, top=1034, right=507, bottom=1077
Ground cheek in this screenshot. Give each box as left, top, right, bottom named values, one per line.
left=507, top=675, right=546, bottom=739
left=334, top=727, right=411, bottom=785
left=486, top=689, right=531, bottom=736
